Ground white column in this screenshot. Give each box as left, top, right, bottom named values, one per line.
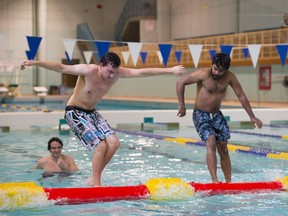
left=36, top=0, right=47, bottom=86
left=156, top=0, right=171, bottom=42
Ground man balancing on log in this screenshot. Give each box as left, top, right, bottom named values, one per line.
left=176, top=53, right=263, bottom=183
left=21, top=51, right=187, bottom=186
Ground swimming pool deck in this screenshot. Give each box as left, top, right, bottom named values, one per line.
left=0, top=95, right=288, bottom=131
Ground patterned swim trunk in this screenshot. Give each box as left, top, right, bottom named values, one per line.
left=193, top=109, right=230, bottom=142
left=65, top=106, right=115, bottom=152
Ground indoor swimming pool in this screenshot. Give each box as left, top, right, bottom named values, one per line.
left=0, top=125, right=288, bottom=215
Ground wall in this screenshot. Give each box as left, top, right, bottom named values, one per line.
left=169, top=0, right=288, bottom=40
left=0, top=0, right=287, bottom=103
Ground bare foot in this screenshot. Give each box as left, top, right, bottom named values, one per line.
left=86, top=176, right=101, bottom=187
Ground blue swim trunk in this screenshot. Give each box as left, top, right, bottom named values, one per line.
left=193, top=109, right=230, bottom=142
left=65, top=106, right=115, bottom=152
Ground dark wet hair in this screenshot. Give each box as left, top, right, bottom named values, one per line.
left=212, top=53, right=231, bottom=70
left=47, top=137, right=63, bottom=151
left=99, top=52, right=121, bottom=68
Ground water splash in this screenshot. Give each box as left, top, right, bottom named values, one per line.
left=0, top=182, right=52, bottom=211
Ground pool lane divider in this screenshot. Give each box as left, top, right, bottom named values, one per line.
left=0, top=104, right=53, bottom=112
left=1, top=177, right=288, bottom=208
left=114, top=129, right=288, bottom=160
left=230, top=129, right=288, bottom=140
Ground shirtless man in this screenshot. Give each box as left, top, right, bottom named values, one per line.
left=35, top=137, right=79, bottom=175
left=21, top=52, right=186, bottom=186
left=176, top=53, right=263, bottom=183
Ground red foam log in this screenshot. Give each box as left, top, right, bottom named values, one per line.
left=190, top=181, right=284, bottom=195
left=44, top=185, right=150, bottom=204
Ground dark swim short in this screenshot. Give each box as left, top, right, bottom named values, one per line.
left=65, top=106, right=115, bottom=152
left=193, top=109, right=230, bottom=142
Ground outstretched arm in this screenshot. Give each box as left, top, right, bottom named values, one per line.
left=20, top=60, right=93, bottom=76
left=176, top=69, right=203, bottom=117
left=119, top=65, right=187, bottom=78
left=230, top=72, right=263, bottom=128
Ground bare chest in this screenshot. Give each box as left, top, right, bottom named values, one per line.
left=201, top=78, right=229, bottom=93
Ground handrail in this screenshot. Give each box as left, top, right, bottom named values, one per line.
left=110, top=28, right=288, bottom=68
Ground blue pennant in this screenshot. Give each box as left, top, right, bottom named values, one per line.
left=276, top=44, right=288, bottom=66
left=174, top=51, right=182, bottom=63
left=158, top=44, right=173, bottom=67
left=140, top=52, right=148, bottom=64
left=95, top=41, right=110, bottom=59
left=209, top=50, right=217, bottom=59
left=220, top=45, right=233, bottom=55
left=25, top=36, right=42, bottom=60
left=65, top=51, right=72, bottom=64
left=242, top=48, right=249, bottom=60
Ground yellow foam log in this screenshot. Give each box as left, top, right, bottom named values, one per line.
left=0, top=182, right=47, bottom=208
left=145, top=178, right=195, bottom=201
left=276, top=176, right=288, bottom=190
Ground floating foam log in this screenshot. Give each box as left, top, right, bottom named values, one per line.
left=0, top=177, right=287, bottom=208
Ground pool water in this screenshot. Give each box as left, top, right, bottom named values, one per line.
left=0, top=126, right=288, bottom=215
left=0, top=98, right=243, bottom=112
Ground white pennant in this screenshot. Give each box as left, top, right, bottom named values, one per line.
left=121, top=51, right=130, bottom=65
left=247, top=44, right=261, bottom=68
left=188, top=44, right=203, bottom=68
left=83, top=51, right=93, bottom=64
left=62, top=39, right=76, bottom=60
left=157, top=51, right=163, bottom=64
left=128, top=42, right=142, bottom=66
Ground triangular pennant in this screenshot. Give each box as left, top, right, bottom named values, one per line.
left=140, top=52, right=148, bottom=64
left=65, top=51, right=72, bottom=64
left=121, top=51, right=130, bottom=65
left=247, top=44, right=261, bottom=68
left=156, top=51, right=163, bottom=64
left=174, top=50, right=182, bottom=63
left=220, top=45, right=233, bottom=56
left=158, top=44, right=173, bottom=67
left=242, top=48, right=249, bottom=60
left=188, top=44, right=203, bottom=68
left=26, top=36, right=42, bottom=60
left=276, top=44, right=288, bottom=66
left=209, top=49, right=217, bottom=60
left=95, top=41, right=110, bottom=59
left=63, top=39, right=76, bottom=61
left=83, top=51, right=93, bottom=64
left=128, top=42, right=142, bottom=66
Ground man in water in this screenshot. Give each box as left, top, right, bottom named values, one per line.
left=21, top=52, right=186, bottom=186
left=35, top=137, right=79, bottom=176
left=176, top=53, right=263, bottom=183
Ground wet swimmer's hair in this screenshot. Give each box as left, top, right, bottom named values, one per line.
left=100, top=52, right=121, bottom=68
left=47, top=137, right=63, bottom=151
left=212, top=53, right=231, bottom=70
